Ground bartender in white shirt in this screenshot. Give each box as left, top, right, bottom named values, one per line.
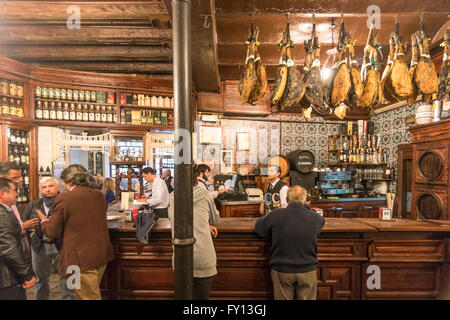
left=137, top=167, right=169, bottom=218
left=196, top=164, right=230, bottom=198
left=259, top=165, right=289, bottom=214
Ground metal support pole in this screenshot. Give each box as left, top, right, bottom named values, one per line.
left=171, top=0, right=194, bottom=300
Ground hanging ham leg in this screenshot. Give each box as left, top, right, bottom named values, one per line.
left=271, top=33, right=288, bottom=111
left=347, top=35, right=364, bottom=107
left=238, top=27, right=257, bottom=104
left=248, top=28, right=268, bottom=105
left=381, top=36, right=396, bottom=103
left=408, top=32, right=420, bottom=106
left=280, top=42, right=305, bottom=110
left=389, top=21, right=413, bottom=101
left=437, top=29, right=450, bottom=101
left=414, top=26, right=439, bottom=102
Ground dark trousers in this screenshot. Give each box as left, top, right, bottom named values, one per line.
left=0, top=284, right=26, bottom=300
left=193, top=276, right=213, bottom=300
left=153, top=208, right=168, bottom=218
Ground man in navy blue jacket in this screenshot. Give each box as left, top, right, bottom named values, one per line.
left=254, top=185, right=324, bottom=300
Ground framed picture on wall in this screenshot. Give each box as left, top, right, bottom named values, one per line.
left=220, top=149, right=233, bottom=173
left=199, top=126, right=222, bottom=145
left=236, top=132, right=250, bottom=151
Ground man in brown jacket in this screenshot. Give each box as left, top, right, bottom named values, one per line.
left=36, top=165, right=114, bottom=300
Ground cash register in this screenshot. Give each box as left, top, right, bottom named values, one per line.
left=216, top=174, right=248, bottom=201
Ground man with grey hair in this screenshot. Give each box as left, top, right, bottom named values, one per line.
left=254, top=185, right=324, bottom=300
left=22, top=177, right=73, bottom=300
left=0, top=162, right=39, bottom=232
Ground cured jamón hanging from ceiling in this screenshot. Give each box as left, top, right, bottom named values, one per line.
left=238, top=22, right=268, bottom=105
left=278, top=23, right=305, bottom=111
left=413, top=18, right=439, bottom=104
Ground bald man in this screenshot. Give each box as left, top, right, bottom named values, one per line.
left=22, top=177, right=73, bottom=300
left=254, top=186, right=324, bottom=300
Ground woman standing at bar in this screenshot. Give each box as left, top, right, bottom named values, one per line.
left=168, top=166, right=220, bottom=299
left=36, top=164, right=114, bottom=300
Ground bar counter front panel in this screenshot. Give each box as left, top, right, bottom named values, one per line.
left=102, top=215, right=450, bottom=300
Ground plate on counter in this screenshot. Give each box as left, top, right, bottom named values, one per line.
left=107, top=215, right=121, bottom=221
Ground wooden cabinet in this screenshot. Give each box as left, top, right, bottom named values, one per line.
left=406, top=119, right=450, bottom=220
left=218, top=203, right=261, bottom=218
left=397, top=144, right=414, bottom=219
left=311, top=200, right=387, bottom=219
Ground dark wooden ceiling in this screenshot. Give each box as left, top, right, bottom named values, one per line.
left=0, top=1, right=448, bottom=92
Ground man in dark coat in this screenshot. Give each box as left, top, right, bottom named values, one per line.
left=0, top=177, right=35, bottom=300
left=22, top=177, right=73, bottom=300
left=254, top=185, right=324, bottom=300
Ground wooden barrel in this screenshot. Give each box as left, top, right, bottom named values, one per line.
left=259, top=155, right=290, bottom=177
left=415, top=103, right=433, bottom=125
left=286, top=150, right=315, bottom=173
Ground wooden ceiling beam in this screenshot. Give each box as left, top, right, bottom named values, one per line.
left=0, top=26, right=172, bottom=45
left=28, top=61, right=173, bottom=74
left=0, top=45, right=172, bottom=62
left=0, top=1, right=168, bottom=23
left=190, top=0, right=221, bottom=92
left=214, top=0, right=450, bottom=14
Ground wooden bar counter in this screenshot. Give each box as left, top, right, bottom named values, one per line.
left=102, top=210, right=450, bottom=300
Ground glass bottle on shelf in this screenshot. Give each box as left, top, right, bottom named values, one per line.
left=35, top=86, right=42, bottom=98
left=48, top=87, right=54, bottom=100
left=82, top=104, right=89, bottom=122
left=42, top=101, right=50, bottom=120
left=95, top=105, right=101, bottom=122
left=56, top=102, right=63, bottom=120
left=342, top=136, right=348, bottom=151
left=8, top=146, right=14, bottom=163
left=67, top=89, right=73, bottom=101
left=69, top=103, right=76, bottom=121
left=42, top=87, right=48, bottom=99
left=9, top=98, right=16, bottom=117
left=20, top=146, right=26, bottom=164
left=35, top=100, right=43, bottom=119
left=54, top=88, right=60, bottom=100
left=1, top=97, right=9, bottom=115
left=79, top=89, right=84, bottom=102
left=21, top=131, right=27, bottom=144
left=120, top=109, right=125, bottom=124
left=16, top=100, right=24, bottom=118
left=10, top=129, right=16, bottom=143
left=63, top=103, right=70, bottom=121
left=113, top=107, right=117, bottom=123
left=76, top=103, right=83, bottom=121
left=13, top=146, right=20, bottom=166
left=101, top=106, right=107, bottom=122
left=61, top=88, right=67, bottom=100
left=91, top=90, right=96, bottom=102
left=9, top=81, right=17, bottom=96
left=49, top=102, right=56, bottom=120
left=23, top=168, right=29, bottom=187
left=144, top=95, right=151, bottom=107
left=73, top=89, right=79, bottom=101
left=88, top=104, right=95, bottom=122
left=17, top=83, right=24, bottom=98
left=107, top=106, right=113, bottom=123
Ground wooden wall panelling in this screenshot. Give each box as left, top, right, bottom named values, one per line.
left=397, top=144, right=414, bottom=219
left=413, top=185, right=448, bottom=220
left=414, top=144, right=448, bottom=186
left=317, top=239, right=370, bottom=300
left=362, top=239, right=445, bottom=299
left=222, top=81, right=271, bottom=116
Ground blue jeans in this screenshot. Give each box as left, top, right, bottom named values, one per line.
left=31, top=243, right=74, bottom=300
